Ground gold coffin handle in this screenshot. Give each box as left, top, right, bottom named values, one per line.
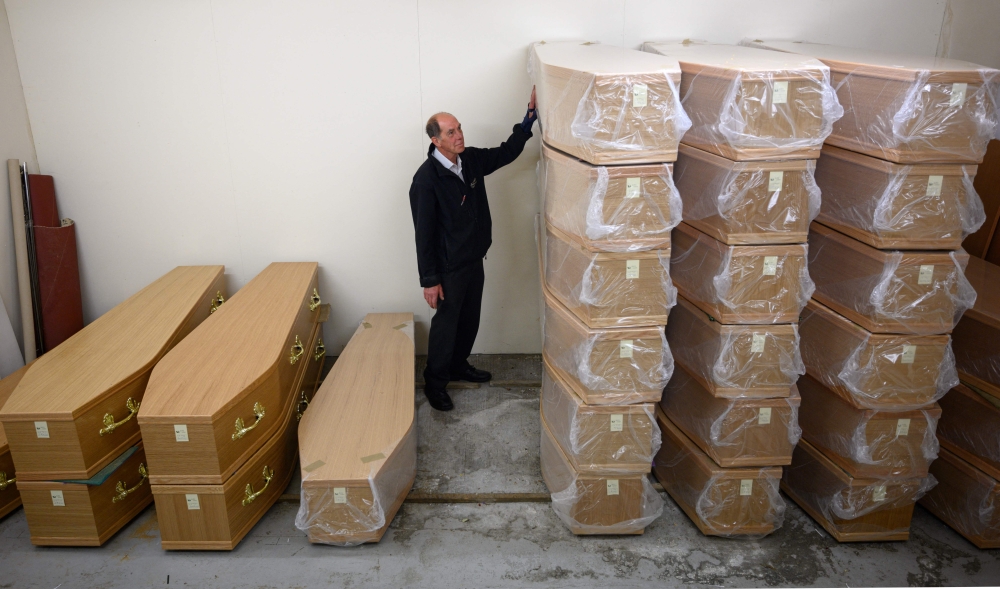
left=0, top=471, right=14, bottom=492
left=309, top=288, right=322, bottom=312
left=112, top=463, right=148, bottom=503
left=209, top=290, right=226, bottom=314
left=289, top=335, right=304, bottom=365
left=313, top=337, right=326, bottom=362
left=243, top=466, right=274, bottom=506
left=232, top=402, right=266, bottom=441
left=100, top=398, right=141, bottom=436
left=296, top=390, right=310, bottom=422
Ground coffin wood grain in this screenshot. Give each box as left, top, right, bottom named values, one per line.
left=0, top=266, right=225, bottom=481
left=937, top=384, right=1000, bottom=481
left=919, top=446, right=1000, bottom=549
left=952, top=255, right=1000, bottom=397
left=0, top=362, right=32, bottom=519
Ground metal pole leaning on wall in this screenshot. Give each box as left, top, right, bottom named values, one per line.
left=7, top=159, right=36, bottom=362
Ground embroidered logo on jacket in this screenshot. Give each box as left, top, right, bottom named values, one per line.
left=470, top=178, right=478, bottom=188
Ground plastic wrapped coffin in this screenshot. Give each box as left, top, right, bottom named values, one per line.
left=951, top=255, right=1000, bottom=397
left=920, top=446, right=1000, bottom=549
left=936, top=384, right=1000, bottom=481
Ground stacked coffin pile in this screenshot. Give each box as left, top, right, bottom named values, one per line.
left=531, top=41, right=692, bottom=534
left=0, top=266, right=225, bottom=545
left=749, top=40, right=999, bottom=541
left=138, top=262, right=326, bottom=551
left=922, top=255, right=1000, bottom=548
left=640, top=41, right=834, bottom=537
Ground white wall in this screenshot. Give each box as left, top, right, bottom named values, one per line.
left=3, top=0, right=971, bottom=353
left=937, top=0, right=1000, bottom=68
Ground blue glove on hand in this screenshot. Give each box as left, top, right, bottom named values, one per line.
left=520, top=108, right=537, bottom=133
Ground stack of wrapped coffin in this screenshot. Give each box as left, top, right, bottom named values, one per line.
left=138, top=263, right=326, bottom=551
left=922, top=256, right=1000, bottom=548
left=295, top=313, right=415, bottom=546
left=0, top=363, right=32, bottom=520
left=0, top=266, right=225, bottom=545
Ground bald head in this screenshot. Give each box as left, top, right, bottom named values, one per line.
left=426, top=112, right=457, bottom=139
left=427, top=112, right=465, bottom=161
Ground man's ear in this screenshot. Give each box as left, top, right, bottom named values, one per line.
left=430, top=136, right=441, bottom=148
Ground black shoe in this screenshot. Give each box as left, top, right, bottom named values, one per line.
left=424, top=388, right=454, bottom=411
left=450, top=366, right=492, bottom=383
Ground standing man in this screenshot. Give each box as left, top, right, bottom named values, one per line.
left=409, top=88, right=538, bottom=411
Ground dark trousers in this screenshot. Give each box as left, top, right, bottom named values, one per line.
left=424, top=260, right=485, bottom=391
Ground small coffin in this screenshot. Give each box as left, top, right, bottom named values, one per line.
left=920, top=446, right=1000, bottom=549
left=0, top=266, right=225, bottom=481
left=951, top=255, right=1000, bottom=397
left=0, top=364, right=32, bottom=519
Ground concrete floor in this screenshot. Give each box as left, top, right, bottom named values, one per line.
left=1, top=355, right=998, bottom=588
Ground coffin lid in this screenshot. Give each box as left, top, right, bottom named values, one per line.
left=0, top=266, right=224, bottom=421
left=675, top=295, right=799, bottom=337
left=299, top=313, right=414, bottom=487
left=533, top=41, right=681, bottom=78
left=679, top=143, right=812, bottom=172
left=655, top=406, right=782, bottom=478
left=542, top=141, right=672, bottom=179
left=799, top=372, right=943, bottom=418
left=669, top=361, right=802, bottom=409
left=962, top=255, right=1000, bottom=329
left=804, top=298, right=951, bottom=344
left=820, top=144, right=975, bottom=176
left=0, top=363, right=33, bottom=450
left=810, top=221, right=970, bottom=266
left=542, top=280, right=664, bottom=341
left=140, top=262, right=317, bottom=423
left=543, top=357, right=656, bottom=415
left=547, top=221, right=670, bottom=257
left=937, top=445, right=1000, bottom=491
left=675, top=222, right=808, bottom=258
left=796, top=438, right=922, bottom=488
left=644, top=41, right=829, bottom=77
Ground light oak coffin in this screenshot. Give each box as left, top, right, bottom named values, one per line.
left=643, top=41, right=837, bottom=161
left=531, top=41, right=688, bottom=165
left=543, top=222, right=674, bottom=328
left=652, top=408, right=785, bottom=537
left=0, top=363, right=32, bottom=519
left=951, top=255, right=1000, bottom=397
left=540, top=412, right=661, bottom=535
left=797, top=374, right=940, bottom=479
left=540, top=142, right=680, bottom=252
left=936, top=384, right=1000, bottom=481
left=920, top=446, right=1000, bottom=549
left=296, top=313, right=416, bottom=546
left=18, top=442, right=152, bottom=546
left=139, top=263, right=321, bottom=486
left=673, top=144, right=818, bottom=245
left=749, top=41, right=1000, bottom=164
left=660, top=365, right=800, bottom=468
left=782, top=439, right=930, bottom=542
left=671, top=222, right=811, bottom=324
left=799, top=299, right=955, bottom=410
left=667, top=295, right=801, bottom=398
left=0, top=266, right=225, bottom=481
left=814, top=145, right=980, bottom=250
left=808, top=222, right=974, bottom=334
left=540, top=366, right=657, bottom=474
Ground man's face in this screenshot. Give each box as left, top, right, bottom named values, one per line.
left=432, top=115, right=465, bottom=156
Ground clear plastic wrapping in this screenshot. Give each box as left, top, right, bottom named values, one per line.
left=541, top=367, right=660, bottom=473
left=653, top=409, right=785, bottom=537
left=937, top=384, right=1000, bottom=475
left=530, top=41, right=691, bottom=165
left=920, top=446, right=1000, bottom=549
left=660, top=365, right=800, bottom=468
left=643, top=41, right=842, bottom=160
left=797, top=374, right=940, bottom=479
left=540, top=413, right=663, bottom=534
left=814, top=145, right=984, bottom=249
left=538, top=142, right=682, bottom=252
left=808, top=222, right=976, bottom=335
left=671, top=223, right=813, bottom=324
left=668, top=296, right=804, bottom=398
left=951, top=254, right=1000, bottom=391
left=742, top=40, right=1000, bottom=164
left=673, top=144, right=820, bottom=245
left=800, top=299, right=958, bottom=410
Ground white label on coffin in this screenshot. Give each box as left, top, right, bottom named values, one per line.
left=619, top=340, right=633, bottom=359
left=334, top=487, right=347, bottom=504
left=186, top=494, right=200, bottom=510
left=751, top=334, right=766, bottom=354
left=950, top=83, right=968, bottom=107
left=873, top=485, right=887, bottom=503
left=632, top=84, right=648, bottom=108
left=34, top=421, right=49, bottom=439
left=606, top=480, right=619, bottom=496
left=763, top=256, right=778, bottom=276
left=758, top=408, right=772, bottom=425
left=772, top=81, right=789, bottom=104
left=610, top=414, right=623, bottom=432
left=625, top=177, right=641, bottom=199
left=901, top=345, right=917, bottom=364
left=768, top=171, right=784, bottom=192
left=50, top=490, right=64, bottom=507
left=626, top=260, right=640, bottom=279
left=174, top=424, right=189, bottom=442
left=740, top=480, right=753, bottom=496
left=896, top=419, right=911, bottom=436
left=918, top=265, right=934, bottom=285
left=926, top=175, right=944, bottom=197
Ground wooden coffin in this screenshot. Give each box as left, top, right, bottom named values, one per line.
left=951, top=255, right=1000, bottom=397
left=0, top=364, right=32, bottom=519
left=667, top=295, right=801, bottom=398
left=781, top=439, right=926, bottom=542
left=18, top=442, right=152, bottom=546
left=0, top=266, right=225, bottom=481
left=660, top=364, right=800, bottom=468
left=297, top=313, right=416, bottom=545
left=532, top=41, right=686, bottom=165
left=797, top=374, right=940, bottom=479
left=815, top=145, right=978, bottom=250
left=936, top=384, right=1000, bottom=481
left=541, top=283, right=667, bottom=405
left=808, top=222, right=973, bottom=334
left=543, top=222, right=673, bottom=328
left=540, top=412, right=658, bottom=535
left=652, top=408, right=784, bottom=536
left=643, top=41, right=833, bottom=160
left=540, top=366, right=656, bottom=473
left=750, top=41, right=999, bottom=164
left=799, top=299, right=954, bottom=410
left=139, top=263, right=321, bottom=486
left=920, top=446, right=1000, bottom=549
left=540, top=142, right=679, bottom=252
left=670, top=222, right=810, bottom=324
left=673, top=144, right=817, bottom=245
